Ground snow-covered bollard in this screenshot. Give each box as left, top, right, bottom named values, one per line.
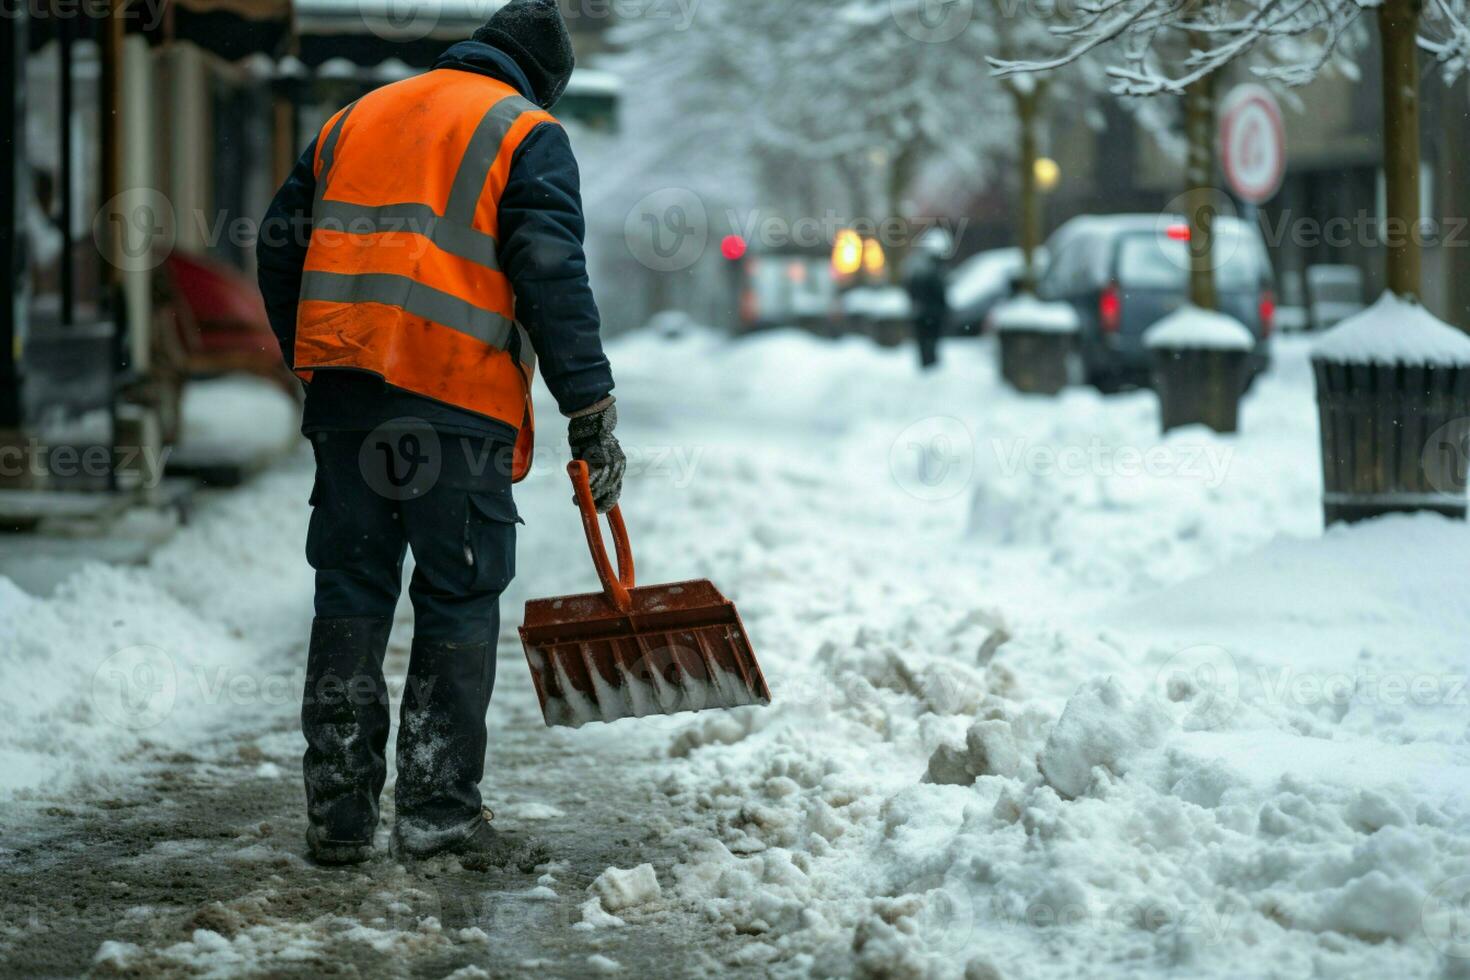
left=1143, top=306, right=1255, bottom=434
left=1310, top=293, right=1470, bottom=524
left=992, top=294, right=1079, bottom=395
left=841, top=286, right=913, bottom=347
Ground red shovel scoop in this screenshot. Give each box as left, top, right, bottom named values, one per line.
left=518, top=461, right=771, bottom=728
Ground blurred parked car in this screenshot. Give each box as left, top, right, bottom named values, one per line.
left=946, top=246, right=1045, bottom=336
left=1035, top=214, right=1275, bottom=390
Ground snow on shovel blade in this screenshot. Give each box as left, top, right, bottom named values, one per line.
left=518, top=463, right=771, bottom=729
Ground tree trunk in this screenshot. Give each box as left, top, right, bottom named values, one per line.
left=1378, top=0, right=1423, bottom=298
left=1013, top=82, right=1045, bottom=295
left=1439, top=74, right=1470, bottom=329
left=1182, top=43, right=1217, bottom=311
left=874, top=145, right=917, bottom=284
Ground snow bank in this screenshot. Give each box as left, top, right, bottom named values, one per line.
left=572, top=326, right=1464, bottom=976
left=842, top=286, right=912, bottom=319
left=991, top=294, right=1079, bottom=333
left=0, top=464, right=314, bottom=801
left=1311, top=291, right=1470, bottom=367
left=175, top=375, right=300, bottom=461
left=1143, top=306, right=1255, bottom=350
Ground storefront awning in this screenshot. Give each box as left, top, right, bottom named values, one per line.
left=293, top=0, right=503, bottom=68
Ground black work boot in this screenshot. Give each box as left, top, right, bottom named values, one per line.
left=396, top=806, right=548, bottom=872
left=301, top=617, right=393, bottom=865
left=391, top=637, right=497, bottom=860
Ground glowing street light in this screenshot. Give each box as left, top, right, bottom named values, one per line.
left=1034, top=156, right=1061, bottom=193
left=861, top=237, right=886, bottom=277
left=832, top=229, right=863, bottom=277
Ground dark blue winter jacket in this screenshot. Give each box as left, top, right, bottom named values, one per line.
left=255, top=41, right=615, bottom=441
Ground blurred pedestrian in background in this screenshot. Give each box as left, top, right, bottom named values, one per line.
left=904, top=228, right=953, bottom=369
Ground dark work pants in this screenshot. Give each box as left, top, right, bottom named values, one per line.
left=915, top=313, right=943, bottom=369
left=302, top=425, right=519, bottom=846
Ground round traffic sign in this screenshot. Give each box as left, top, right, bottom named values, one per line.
left=1219, top=84, right=1285, bottom=204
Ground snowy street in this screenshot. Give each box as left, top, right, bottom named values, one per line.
left=5, top=330, right=1469, bottom=977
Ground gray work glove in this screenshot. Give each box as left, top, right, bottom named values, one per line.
left=567, top=399, right=625, bottom=513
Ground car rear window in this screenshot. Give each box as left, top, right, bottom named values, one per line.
left=1116, top=228, right=1265, bottom=291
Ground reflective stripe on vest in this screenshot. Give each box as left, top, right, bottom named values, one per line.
left=294, top=70, right=552, bottom=425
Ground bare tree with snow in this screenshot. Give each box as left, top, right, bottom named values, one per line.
left=992, top=0, right=1470, bottom=301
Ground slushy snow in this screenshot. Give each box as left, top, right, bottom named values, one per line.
left=8, top=324, right=1470, bottom=977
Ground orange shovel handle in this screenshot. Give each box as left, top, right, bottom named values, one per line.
left=567, top=460, right=635, bottom=612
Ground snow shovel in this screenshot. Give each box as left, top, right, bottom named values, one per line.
left=519, top=461, right=771, bottom=728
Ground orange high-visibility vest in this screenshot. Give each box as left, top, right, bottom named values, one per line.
left=294, top=69, right=557, bottom=481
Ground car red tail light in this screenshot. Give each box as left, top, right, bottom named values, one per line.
left=1099, top=283, right=1122, bottom=333
left=1259, top=290, right=1276, bottom=338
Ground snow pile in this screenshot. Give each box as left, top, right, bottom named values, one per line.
left=174, top=374, right=300, bottom=462
left=842, top=286, right=912, bottom=319
left=1036, top=677, right=1171, bottom=798
left=17, top=316, right=1470, bottom=976
left=991, top=294, right=1080, bottom=333
left=564, top=328, right=1467, bottom=976
left=0, top=464, right=314, bottom=800
left=1311, top=291, right=1470, bottom=366
left=1143, top=306, right=1255, bottom=350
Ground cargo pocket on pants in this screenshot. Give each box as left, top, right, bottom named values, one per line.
left=463, top=491, right=520, bottom=594
left=305, top=477, right=333, bottom=570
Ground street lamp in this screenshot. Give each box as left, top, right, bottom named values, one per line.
left=1034, top=156, right=1061, bottom=193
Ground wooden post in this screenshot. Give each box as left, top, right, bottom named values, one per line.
left=0, top=4, right=25, bottom=429
left=1013, top=81, right=1044, bottom=295
left=1440, top=75, right=1470, bottom=329
left=100, top=0, right=125, bottom=292
left=1182, top=38, right=1218, bottom=311
left=1378, top=0, right=1424, bottom=298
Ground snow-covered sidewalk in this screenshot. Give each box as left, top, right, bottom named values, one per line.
left=3, top=329, right=1468, bottom=977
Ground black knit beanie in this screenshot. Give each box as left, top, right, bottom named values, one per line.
left=472, top=0, right=575, bottom=109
